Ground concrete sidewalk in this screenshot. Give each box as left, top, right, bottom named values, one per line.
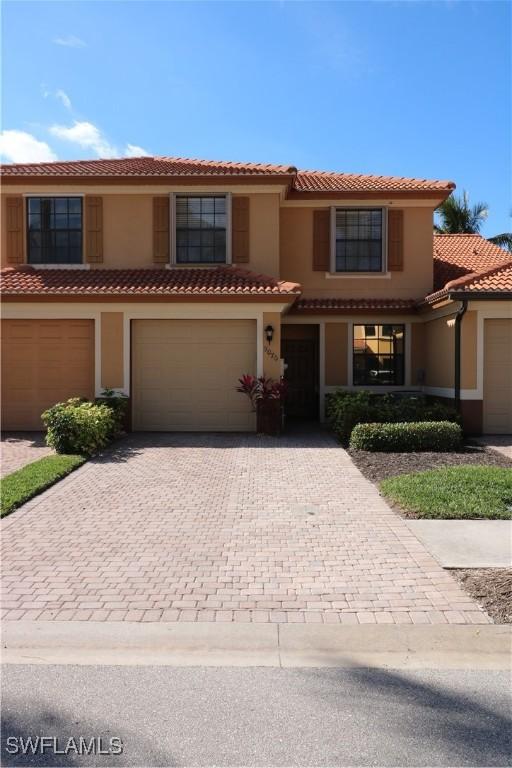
left=3, top=621, right=510, bottom=669
left=406, top=520, right=512, bottom=568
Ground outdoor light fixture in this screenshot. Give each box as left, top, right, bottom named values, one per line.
left=265, top=325, right=274, bottom=343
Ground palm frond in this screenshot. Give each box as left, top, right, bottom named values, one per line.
left=435, top=190, right=489, bottom=234
left=488, top=233, right=512, bottom=252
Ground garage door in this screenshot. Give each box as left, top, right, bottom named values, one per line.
left=483, top=318, right=512, bottom=434
left=132, top=320, right=257, bottom=431
left=1, top=320, right=95, bottom=430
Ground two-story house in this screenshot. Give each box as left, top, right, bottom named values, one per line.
left=1, top=156, right=511, bottom=433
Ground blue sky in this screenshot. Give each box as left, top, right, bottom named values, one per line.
left=1, top=0, right=510, bottom=235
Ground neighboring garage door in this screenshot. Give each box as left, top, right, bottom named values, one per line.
left=132, top=319, right=256, bottom=431
left=483, top=318, right=512, bottom=434
left=1, top=320, right=94, bottom=430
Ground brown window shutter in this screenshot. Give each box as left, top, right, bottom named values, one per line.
left=85, top=196, right=103, bottom=263
left=153, top=196, right=170, bottom=264
left=313, top=209, right=331, bottom=271
left=232, top=196, right=250, bottom=263
left=387, top=209, right=404, bottom=271
left=6, top=197, right=24, bottom=264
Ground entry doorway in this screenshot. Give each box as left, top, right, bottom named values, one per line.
left=282, top=324, right=319, bottom=420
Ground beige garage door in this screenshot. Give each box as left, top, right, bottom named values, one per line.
left=1, top=319, right=95, bottom=430
left=483, top=318, right=512, bottom=434
left=132, top=319, right=257, bottom=431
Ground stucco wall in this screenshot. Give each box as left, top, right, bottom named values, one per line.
left=1, top=190, right=281, bottom=275
left=423, top=309, right=478, bottom=390
left=325, top=322, right=348, bottom=385
left=100, top=312, right=124, bottom=388
left=279, top=206, right=434, bottom=299
left=247, top=194, right=280, bottom=277
left=424, top=314, right=455, bottom=388
left=262, top=311, right=282, bottom=378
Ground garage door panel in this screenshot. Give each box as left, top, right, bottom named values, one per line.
left=133, top=319, right=257, bottom=431
left=484, top=319, right=512, bottom=434
left=1, top=320, right=95, bottom=430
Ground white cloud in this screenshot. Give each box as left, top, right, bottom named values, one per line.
left=42, top=86, right=73, bottom=111
left=124, top=143, right=150, bottom=157
left=49, top=120, right=117, bottom=158
left=55, top=89, right=72, bottom=110
left=53, top=35, right=86, bottom=48
left=0, top=130, right=57, bottom=163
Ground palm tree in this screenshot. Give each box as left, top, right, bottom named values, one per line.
left=435, top=191, right=512, bottom=252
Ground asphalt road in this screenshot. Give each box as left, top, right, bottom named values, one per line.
left=1, top=665, right=510, bottom=767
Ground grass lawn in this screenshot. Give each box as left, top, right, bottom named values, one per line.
left=1, top=455, right=86, bottom=519
left=380, top=465, right=512, bottom=519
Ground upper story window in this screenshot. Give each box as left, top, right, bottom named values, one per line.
left=353, top=324, right=405, bottom=386
left=175, top=195, right=227, bottom=264
left=335, top=208, right=384, bottom=272
left=27, top=197, right=83, bottom=265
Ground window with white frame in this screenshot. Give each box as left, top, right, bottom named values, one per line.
left=353, top=324, right=405, bottom=386
left=335, top=208, right=384, bottom=272
left=175, top=195, right=227, bottom=264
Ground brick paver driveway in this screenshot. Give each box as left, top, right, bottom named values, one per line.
left=1, top=433, right=53, bottom=478
left=1, top=431, right=489, bottom=624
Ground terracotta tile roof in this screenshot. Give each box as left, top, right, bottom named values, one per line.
left=458, top=261, right=512, bottom=293
left=294, top=170, right=454, bottom=194
left=0, top=154, right=454, bottom=195
left=433, top=234, right=510, bottom=290
left=0, top=156, right=296, bottom=178
left=0, top=266, right=301, bottom=301
left=293, top=297, right=416, bottom=313
left=428, top=234, right=512, bottom=301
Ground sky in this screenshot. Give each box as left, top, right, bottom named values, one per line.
left=1, top=0, right=510, bottom=236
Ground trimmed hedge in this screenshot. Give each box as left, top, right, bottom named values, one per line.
left=42, top=398, right=116, bottom=455
left=349, top=421, right=463, bottom=452
left=326, top=390, right=461, bottom=444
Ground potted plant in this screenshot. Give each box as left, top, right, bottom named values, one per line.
left=236, top=375, right=286, bottom=436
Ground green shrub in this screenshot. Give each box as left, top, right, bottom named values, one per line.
left=349, top=421, right=463, bottom=452
left=95, top=388, right=129, bottom=436
left=326, top=390, right=460, bottom=444
left=42, top=399, right=115, bottom=455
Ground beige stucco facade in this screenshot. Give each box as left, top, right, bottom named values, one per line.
left=279, top=205, right=434, bottom=300
left=2, top=179, right=511, bottom=434
left=0, top=188, right=282, bottom=276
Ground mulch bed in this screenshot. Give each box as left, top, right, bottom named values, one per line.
left=453, top=569, right=512, bottom=624
left=349, top=443, right=512, bottom=485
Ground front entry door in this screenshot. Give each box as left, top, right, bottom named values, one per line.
left=282, top=331, right=319, bottom=420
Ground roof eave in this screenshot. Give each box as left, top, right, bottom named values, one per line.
left=291, top=305, right=417, bottom=315
left=0, top=292, right=300, bottom=303
left=286, top=188, right=453, bottom=202
left=0, top=173, right=296, bottom=187
left=447, top=290, right=512, bottom=301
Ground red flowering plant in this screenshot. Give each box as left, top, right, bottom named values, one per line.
left=236, top=375, right=287, bottom=411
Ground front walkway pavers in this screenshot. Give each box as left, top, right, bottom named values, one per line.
left=1, top=432, right=53, bottom=478
left=1, top=431, right=491, bottom=624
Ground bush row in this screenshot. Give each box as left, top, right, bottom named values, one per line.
left=42, top=390, right=128, bottom=455
left=326, top=390, right=461, bottom=444
left=349, top=421, right=463, bottom=452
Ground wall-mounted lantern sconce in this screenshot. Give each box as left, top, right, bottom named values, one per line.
left=265, top=325, right=274, bottom=343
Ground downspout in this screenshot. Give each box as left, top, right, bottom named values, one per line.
left=454, top=299, right=468, bottom=412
